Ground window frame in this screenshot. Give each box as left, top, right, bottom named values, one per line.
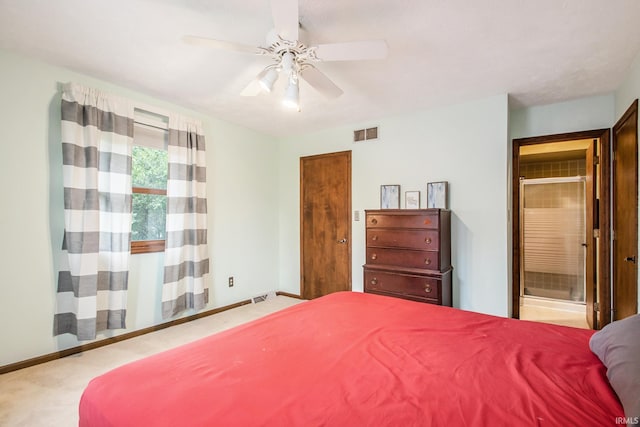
left=130, top=110, right=169, bottom=255
left=130, top=186, right=167, bottom=254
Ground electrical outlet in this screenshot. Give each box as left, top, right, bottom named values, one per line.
left=228, top=276, right=234, bottom=287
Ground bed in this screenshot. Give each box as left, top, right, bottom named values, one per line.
left=79, top=291, right=623, bottom=426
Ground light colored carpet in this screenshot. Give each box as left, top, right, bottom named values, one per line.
left=0, top=296, right=303, bottom=427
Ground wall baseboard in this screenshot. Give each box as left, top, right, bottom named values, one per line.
left=0, top=299, right=252, bottom=375
left=276, top=291, right=304, bottom=299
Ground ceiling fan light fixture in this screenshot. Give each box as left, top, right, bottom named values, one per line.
left=282, top=76, right=299, bottom=110
left=281, top=51, right=295, bottom=74
left=185, top=0, right=389, bottom=109
left=258, top=67, right=280, bottom=92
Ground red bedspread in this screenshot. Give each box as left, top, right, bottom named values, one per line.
left=79, top=292, right=622, bottom=426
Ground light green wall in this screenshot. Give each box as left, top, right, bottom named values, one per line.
left=510, top=94, right=615, bottom=140
left=615, top=52, right=640, bottom=119
left=277, top=95, right=511, bottom=317
left=0, top=49, right=279, bottom=366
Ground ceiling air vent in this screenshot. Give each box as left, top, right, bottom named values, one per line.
left=353, top=126, right=378, bottom=142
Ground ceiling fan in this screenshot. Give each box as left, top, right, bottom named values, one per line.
left=183, top=0, right=388, bottom=110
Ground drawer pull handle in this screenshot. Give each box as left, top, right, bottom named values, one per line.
left=372, top=235, right=378, bottom=241
left=371, top=218, right=378, bottom=225
left=371, top=278, right=378, bottom=286
left=424, top=258, right=432, bottom=265
left=424, top=285, right=432, bottom=294
left=425, top=237, right=432, bottom=244
left=371, top=253, right=378, bottom=260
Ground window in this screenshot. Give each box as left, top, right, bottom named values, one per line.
left=131, top=111, right=169, bottom=254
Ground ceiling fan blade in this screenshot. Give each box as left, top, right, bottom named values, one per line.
left=240, top=68, right=269, bottom=96
left=300, top=66, right=343, bottom=99
left=270, top=0, right=299, bottom=41
left=183, top=35, right=260, bottom=54
left=313, top=40, right=388, bottom=61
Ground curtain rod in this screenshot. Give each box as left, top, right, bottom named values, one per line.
left=134, top=119, right=167, bottom=132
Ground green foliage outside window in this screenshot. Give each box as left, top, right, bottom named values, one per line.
left=132, top=145, right=167, bottom=188
left=132, top=193, right=166, bottom=240
left=131, top=146, right=168, bottom=241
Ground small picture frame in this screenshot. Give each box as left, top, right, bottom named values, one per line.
left=427, top=181, right=448, bottom=209
left=380, top=185, right=400, bottom=209
left=405, top=191, right=420, bottom=209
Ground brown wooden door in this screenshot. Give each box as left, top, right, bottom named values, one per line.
left=597, top=130, right=612, bottom=328
left=612, top=100, right=639, bottom=321
left=300, top=151, right=352, bottom=299
left=585, top=139, right=596, bottom=328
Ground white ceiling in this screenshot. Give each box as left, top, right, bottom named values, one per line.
left=1, top=0, right=640, bottom=137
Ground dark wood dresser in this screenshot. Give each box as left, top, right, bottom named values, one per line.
left=363, top=209, right=452, bottom=306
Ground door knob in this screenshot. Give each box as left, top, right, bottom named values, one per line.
left=337, top=238, right=347, bottom=244
left=624, top=256, right=636, bottom=263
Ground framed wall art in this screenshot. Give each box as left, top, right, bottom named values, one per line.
left=427, top=181, right=448, bottom=209
left=405, top=191, right=420, bottom=209
left=380, top=185, right=400, bottom=209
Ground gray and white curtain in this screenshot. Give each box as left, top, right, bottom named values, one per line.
left=162, top=116, right=209, bottom=318
left=54, top=83, right=133, bottom=340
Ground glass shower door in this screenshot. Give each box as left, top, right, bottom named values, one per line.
left=520, top=177, right=586, bottom=303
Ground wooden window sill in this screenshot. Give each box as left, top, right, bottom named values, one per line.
left=131, top=240, right=165, bottom=254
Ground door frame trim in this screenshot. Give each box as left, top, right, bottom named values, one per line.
left=299, top=150, right=352, bottom=299
left=511, top=129, right=611, bottom=327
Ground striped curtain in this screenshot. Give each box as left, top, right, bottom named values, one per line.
left=54, top=83, right=134, bottom=340
left=162, top=116, right=209, bottom=318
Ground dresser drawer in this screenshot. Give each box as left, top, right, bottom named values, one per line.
left=364, top=269, right=441, bottom=302
left=367, top=229, right=439, bottom=250
left=367, top=247, right=441, bottom=271
left=367, top=212, right=439, bottom=229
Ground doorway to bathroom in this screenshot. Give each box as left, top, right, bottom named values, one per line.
left=513, top=101, right=639, bottom=330
left=512, top=130, right=610, bottom=330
